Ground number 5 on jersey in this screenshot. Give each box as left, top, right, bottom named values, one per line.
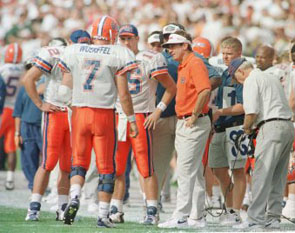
left=83, top=59, right=100, bottom=91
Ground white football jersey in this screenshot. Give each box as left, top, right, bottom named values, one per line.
left=33, top=46, right=65, bottom=107
left=116, top=50, right=168, bottom=113
left=59, top=44, right=137, bottom=108
left=0, top=63, right=24, bottom=108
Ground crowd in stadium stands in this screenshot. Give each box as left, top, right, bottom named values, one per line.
left=1, top=0, right=295, bottom=58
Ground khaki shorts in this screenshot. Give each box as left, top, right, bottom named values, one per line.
left=208, top=131, right=246, bottom=169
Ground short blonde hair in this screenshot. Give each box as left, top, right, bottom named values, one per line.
left=221, top=37, right=242, bottom=52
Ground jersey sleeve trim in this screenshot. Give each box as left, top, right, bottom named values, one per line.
left=33, top=56, right=53, bottom=73
left=116, top=61, right=138, bottom=76
left=58, top=59, right=71, bottom=73
left=150, top=66, right=168, bottom=78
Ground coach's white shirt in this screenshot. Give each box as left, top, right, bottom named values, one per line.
left=243, top=68, right=292, bottom=126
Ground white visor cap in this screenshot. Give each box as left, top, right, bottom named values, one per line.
left=148, top=33, right=161, bottom=44
left=162, top=24, right=181, bottom=35
left=162, top=34, right=191, bottom=48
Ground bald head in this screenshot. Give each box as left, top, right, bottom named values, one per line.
left=255, top=45, right=275, bottom=71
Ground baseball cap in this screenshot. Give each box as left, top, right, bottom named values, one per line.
left=162, top=33, right=192, bottom=48
left=70, top=30, right=91, bottom=44
left=119, top=24, right=138, bottom=37
left=148, top=33, right=161, bottom=44
left=162, top=24, right=182, bottom=35
left=228, top=58, right=247, bottom=78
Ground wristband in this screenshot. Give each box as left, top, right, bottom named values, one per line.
left=157, top=101, right=167, bottom=112
left=15, top=131, right=20, bottom=136
left=127, top=114, right=136, bottom=123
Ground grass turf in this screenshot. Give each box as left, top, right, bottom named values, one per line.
left=0, top=206, right=191, bottom=233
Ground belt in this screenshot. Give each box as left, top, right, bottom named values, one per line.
left=214, top=120, right=244, bottom=133
left=257, top=118, right=291, bottom=129
left=177, top=113, right=208, bottom=120
left=58, top=107, right=67, bottom=112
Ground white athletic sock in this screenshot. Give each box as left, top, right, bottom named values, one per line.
left=70, top=184, right=81, bottom=199
left=146, top=200, right=158, bottom=208
left=98, top=201, right=110, bottom=219
left=110, top=199, right=123, bottom=212
left=31, top=193, right=42, bottom=203
left=58, top=195, right=68, bottom=209
left=212, top=185, right=221, bottom=197
left=289, top=194, right=295, bottom=201
left=284, top=196, right=288, bottom=202
left=6, top=171, right=14, bottom=181
left=233, top=208, right=240, bottom=214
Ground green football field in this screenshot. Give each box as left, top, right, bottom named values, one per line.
left=0, top=206, right=191, bottom=233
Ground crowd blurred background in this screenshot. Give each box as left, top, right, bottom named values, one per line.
left=1, top=0, right=295, bottom=61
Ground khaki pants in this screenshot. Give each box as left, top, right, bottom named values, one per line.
left=173, top=116, right=211, bottom=219
left=153, top=116, right=177, bottom=199
left=247, top=120, right=294, bottom=225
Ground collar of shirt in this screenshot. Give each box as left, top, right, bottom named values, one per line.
left=179, top=52, right=194, bottom=68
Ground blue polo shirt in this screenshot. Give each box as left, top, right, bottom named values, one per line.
left=215, top=69, right=244, bottom=126
left=194, top=53, right=220, bottom=79
left=13, top=86, right=43, bottom=125
left=0, top=76, right=6, bottom=114
left=156, top=51, right=179, bottom=118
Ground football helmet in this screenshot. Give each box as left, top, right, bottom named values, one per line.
left=91, top=15, right=119, bottom=44
left=4, top=43, right=22, bottom=63
left=192, top=37, right=214, bottom=58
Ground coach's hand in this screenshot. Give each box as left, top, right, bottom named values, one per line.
left=185, top=115, right=198, bottom=128
left=39, top=102, right=60, bottom=112
left=144, top=109, right=161, bottom=130
left=129, top=122, right=139, bottom=138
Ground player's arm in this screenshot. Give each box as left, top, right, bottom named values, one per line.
left=115, top=73, right=138, bottom=138
left=0, top=77, right=6, bottom=118
left=144, top=73, right=176, bottom=130
left=24, top=66, right=59, bottom=112
left=57, top=72, right=73, bottom=105
left=243, top=114, right=257, bottom=135
left=210, top=77, right=222, bottom=90
left=14, top=117, right=22, bottom=148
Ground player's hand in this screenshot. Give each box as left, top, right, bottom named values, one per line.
left=14, top=135, right=23, bottom=149
left=39, top=102, right=60, bottom=112
left=185, top=115, right=198, bottom=128
left=129, top=122, right=138, bottom=138
left=212, top=110, right=221, bottom=123
left=244, top=128, right=253, bottom=135
left=143, top=109, right=161, bottom=130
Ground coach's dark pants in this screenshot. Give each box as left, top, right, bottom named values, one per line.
left=20, top=122, right=42, bottom=190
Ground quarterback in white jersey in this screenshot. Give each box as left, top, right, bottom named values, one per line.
left=0, top=43, right=24, bottom=191
left=24, top=37, right=74, bottom=222
left=110, top=24, right=176, bottom=226
left=58, top=16, right=138, bottom=228
left=59, top=43, right=137, bottom=109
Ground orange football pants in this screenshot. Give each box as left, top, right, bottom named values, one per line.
left=71, top=107, right=117, bottom=174
left=0, top=108, right=16, bottom=153
left=42, top=111, right=71, bottom=172
left=115, top=113, right=154, bottom=178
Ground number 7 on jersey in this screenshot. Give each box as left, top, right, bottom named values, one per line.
left=83, top=59, right=100, bottom=91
